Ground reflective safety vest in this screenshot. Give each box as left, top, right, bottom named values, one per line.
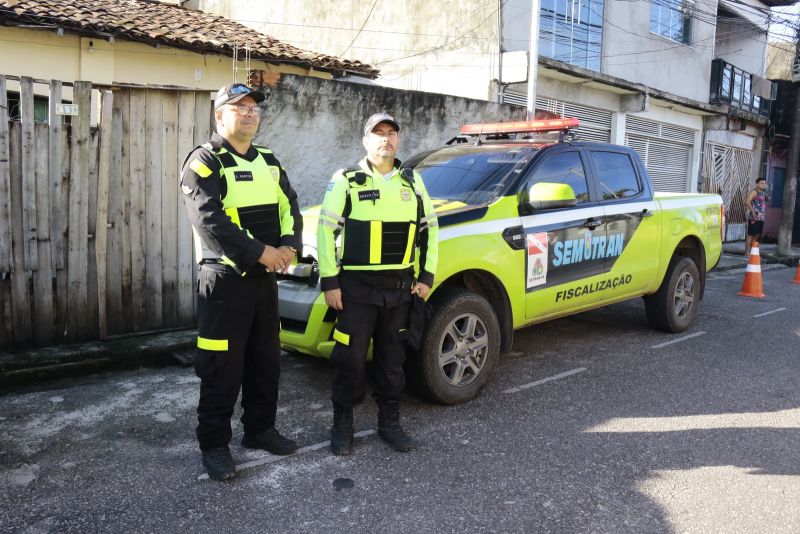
left=190, top=143, right=285, bottom=269
left=318, top=162, right=438, bottom=280
left=338, top=167, right=421, bottom=266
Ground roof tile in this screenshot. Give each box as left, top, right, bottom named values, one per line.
left=0, top=0, right=379, bottom=78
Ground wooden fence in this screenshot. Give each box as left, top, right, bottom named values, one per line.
left=0, top=76, right=212, bottom=349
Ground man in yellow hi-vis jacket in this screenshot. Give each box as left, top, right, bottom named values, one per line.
left=317, top=113, right=439, bottom=456
left=180, top=84, right=302, bottom=481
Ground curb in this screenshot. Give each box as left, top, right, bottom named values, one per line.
left=714, top=252, right=799, bottom=272
left=761, top=252, right=800, bottom=268
left=0, top=329, right=196, bottom=391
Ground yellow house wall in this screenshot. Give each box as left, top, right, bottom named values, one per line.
left=0, top=25, right=331, bottom=96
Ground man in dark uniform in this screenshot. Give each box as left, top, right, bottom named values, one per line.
left=317, top=113, right=439, bottom=456
left=180, top=83, right=302, bottom=481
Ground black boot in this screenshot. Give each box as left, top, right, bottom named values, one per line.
left=377, top=399, right=416, bottom=452
left=241, top=427, right=298, bottom=455
left=331, top=404, right=354, bottom=456
left=201, top=446, right=237, bottom=481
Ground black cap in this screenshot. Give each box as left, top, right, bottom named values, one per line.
left=363, top=112, right=400, bottom=136
left=214, top=83, right=265, bottom=110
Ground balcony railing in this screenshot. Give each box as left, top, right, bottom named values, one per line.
left=709, top=58, right=775, bottom=117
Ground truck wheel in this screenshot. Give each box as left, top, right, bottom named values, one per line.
left=645, top=256, right=700, bottom=333
left=414, top=288, right=500, bottom=404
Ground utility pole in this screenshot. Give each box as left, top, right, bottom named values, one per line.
left=779, top=26, right=800, bottom=255
left=526, top=0, right=540, bottom=120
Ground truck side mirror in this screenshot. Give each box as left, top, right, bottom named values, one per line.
left=528, top=182, right=577, bottom=210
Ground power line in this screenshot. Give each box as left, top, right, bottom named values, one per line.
left=374, top=1, right=506, bottom=66
left=331, top=0, right=378, bottom=62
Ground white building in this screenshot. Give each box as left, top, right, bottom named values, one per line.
left=189, top=0, right=794, bottom=239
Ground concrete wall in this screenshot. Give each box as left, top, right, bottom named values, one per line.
left=253, top=74, right=525, bottom=206
left=602, top=0, right=718, bottom=102
left=192, top=0, right=500, bottom=101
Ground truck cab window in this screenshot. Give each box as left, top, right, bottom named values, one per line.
left=591, top=151, right=642, bottom=201
left=527, top=151, right=590, bottom=204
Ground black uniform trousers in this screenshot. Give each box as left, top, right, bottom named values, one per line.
left=330, top=270, right=413, bottom=408
left=194, top=264, right=282, bottom=451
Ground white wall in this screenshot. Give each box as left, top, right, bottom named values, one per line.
left=601, top=0, right=718, bottom=102
left=714, top=14, right=768, bottom=75
left=194, top=0, right=501, bottom=101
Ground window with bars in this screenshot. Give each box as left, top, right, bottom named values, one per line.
left=650, top=0, right=694, bottom=45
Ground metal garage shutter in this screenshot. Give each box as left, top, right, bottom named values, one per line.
left=625, top=116, right=694, bottom=192
left=500, top=91, right=612, bottom=143
left=536, top=97, right=612, bottom=143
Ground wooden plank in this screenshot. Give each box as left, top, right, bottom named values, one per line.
left=32, top=122, right=54, bottom=344
left=49, top=80, right=65, bottom=271
left=54, top=129, right=70, bottom=342
left=144, top=90, right=164, bottom=328
left=95, top=91, right=113, bottom=339
left=161, top=91, right=179, bottom=326
left=0, top=76, right=11, bottom=272
left=106, top=91, right=124, bottom=335
left=8, top=122, right=32, bottom=345
left=128, top=89, right=147, bottom=331
left=176, top=90, right=195, bottom=325
left=86, top=128, right=99, bottom=340
left=192, top=92, right=212, bottom=319
left=0, top=278, right=11, bottom=348
left=19, top=76, right=38, bottom=270
left=117, top=90, right=133, bottom=332
left=66, top=81, right=91, bottom=341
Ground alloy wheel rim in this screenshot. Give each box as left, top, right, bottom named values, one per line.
left=437, top=312, right=489, bottom=387
left=673, top=271, right=695, bottom=318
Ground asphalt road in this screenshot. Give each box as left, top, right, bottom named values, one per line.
left=1, top=263, right=799, bottom=533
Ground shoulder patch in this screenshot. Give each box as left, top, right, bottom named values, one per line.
left=189, top=159, right=212, bottom=178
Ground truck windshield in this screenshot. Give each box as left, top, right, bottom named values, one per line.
left=412, top=145, right=539, bottom=205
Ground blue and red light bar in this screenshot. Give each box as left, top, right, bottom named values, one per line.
left=459, top=117, right=580, bottom=136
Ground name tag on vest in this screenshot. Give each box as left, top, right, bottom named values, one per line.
left=233, top=170, right=254, bottom=182
left=358, top=189, right=381, bottom=202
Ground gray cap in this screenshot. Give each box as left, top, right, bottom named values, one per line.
left=363, top=112, right=400, bottom=136
left=214, top=83, right=265, bottom=110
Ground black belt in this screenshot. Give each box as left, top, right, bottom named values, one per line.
left=199, top=259, right=269, bottom=277
left=344, top=270, right=413, bottom=290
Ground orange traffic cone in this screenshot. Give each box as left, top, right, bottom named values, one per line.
left=737, top=242, right=765, bottom=298
left=792, top=260, right=800, bottom=285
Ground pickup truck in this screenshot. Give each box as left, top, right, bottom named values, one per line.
left=277, top=118, right=724, bottom=404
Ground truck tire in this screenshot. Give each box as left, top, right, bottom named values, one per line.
left=412, top=288, right=501, bottom=404
left=644, top=256, right=700, bottom=333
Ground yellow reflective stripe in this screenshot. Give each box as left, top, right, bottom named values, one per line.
left=402, top=222, right=416, bottom=264
left=220, top=255, right=236, bottom=267
left=333, top=328, right=350, bottom=346
left=320, top=218, right=339, bottom=230
left=189, top=159, right=212, bottom=178
left=225, top=207, right=241, bottom=227
left=370, top=220, right=382, bottom=264
left=197, top=337, right=228, bottom=351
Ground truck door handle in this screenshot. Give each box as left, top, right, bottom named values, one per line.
left=641, top=208, right=654, bottom=218
left=583, top=217, right=603, bottom=229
